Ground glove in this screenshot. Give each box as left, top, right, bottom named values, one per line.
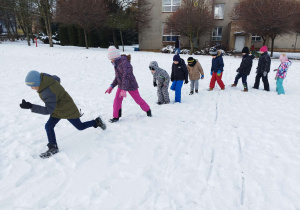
left=210, top=71, right=213, bottom=76
left=119, top=90, right=127, bottom=98
left=153, top=81, right=157, bottom=87
left=263, top=71, right=268, bottom=77
left=105, top=86, right=113, bottom=94
left=201, top=75, right=204, bottom=80
left=217, top=70, right=222, bottom=76
left=20, top=99, right=32, bottom=109
left=236, top=69, right=239, bottom=72
left=184, top=80, right=189, bottom=84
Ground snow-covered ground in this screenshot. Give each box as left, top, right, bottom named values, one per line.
left=0, top=41, right=300, bottom=210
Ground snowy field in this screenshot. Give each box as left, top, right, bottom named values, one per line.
left=0, top=41, right=300, bottom=210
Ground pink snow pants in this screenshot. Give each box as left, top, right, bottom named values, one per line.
left=113, top=88, right=150, bottom=118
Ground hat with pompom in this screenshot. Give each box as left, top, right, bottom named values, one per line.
left=107, top=46, right=121, bottom=60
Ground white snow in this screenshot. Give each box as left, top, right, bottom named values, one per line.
left=0, top=41, right=300, bottom=210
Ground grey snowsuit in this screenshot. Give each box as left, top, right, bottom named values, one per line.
left=149, top=61, right=170, bottom=104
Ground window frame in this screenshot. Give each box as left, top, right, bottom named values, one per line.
left=252, top=34, right=262, bottom=42
left=162, top=0, right=181, bottom=13
left=212, top=27, right=223, bottom=41
left=162, top=23, right=179, bottom=42
left=214, top=3, right=225, bottom=20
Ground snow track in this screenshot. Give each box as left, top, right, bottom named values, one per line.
left=0, top=42, right=300, bottom=209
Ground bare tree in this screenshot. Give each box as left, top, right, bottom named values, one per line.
left=37, top=0, right=55, bottom=47
left=131, top=0, right=152, bottom=32
left=232, top=0, right=300, bottom=56
left=56, top=0, right=107, bottom=49
left=0, top=0, right=18, bottom=40
left=166, top=0, right=214, bottom=53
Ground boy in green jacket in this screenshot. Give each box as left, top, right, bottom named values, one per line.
left=20, top=70, right=106, bottom=158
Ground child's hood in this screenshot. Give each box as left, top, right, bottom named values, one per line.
left=38, top=73, right=60, bottom=93
left=149, top=61, right=163, bottom=73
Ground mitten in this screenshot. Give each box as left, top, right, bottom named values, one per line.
left=120, top=90, right=127, bottom=98
left=20, top=99, right=32, bottom=109
left=184, top=80, right=189, bottom=84
left=210, top=71, right=213, bottom=76
left=105, top=86, right=113, bottom=94
left=201, top=75, right=204, bottom=80
left=236, top=69, right=239, bottom=72
left=153, top=81, right=157, bottom=87
left=217, top=70, right=222, bottom=76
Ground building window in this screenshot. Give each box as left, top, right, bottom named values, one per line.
left=163, top=0, right=181, bottom=12
left=214, top=4, right=225, bottom=19
left=252, top=34, right=262, bottom=42
left=162, top=23, right=179, bottom=42
left=212, top=27, right=222, bottom=41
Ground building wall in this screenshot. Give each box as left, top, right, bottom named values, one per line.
left=139, top=0, right=300, bottom=51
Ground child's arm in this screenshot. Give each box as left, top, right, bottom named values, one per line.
left=197, top=62, right=204, bottom=76
left=31, top=88, right=57, bottom=115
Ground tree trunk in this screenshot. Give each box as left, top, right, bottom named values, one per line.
left=120, top=30, right=124, bottom=52
left=113, top=30, right=119, bottom=49
left=25, top=25, right=30, bottom=46
left=294, top=33, right=298, bottom=51
left=189, top=35, right=194, bottom=54
left=84, top=29, right=89, bottom=49
left=271, top=38, right=275, bottom=57
left=46, top=16, right=53, bottom=47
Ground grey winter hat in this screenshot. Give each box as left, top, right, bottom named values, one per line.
left=209, top=47, right=218, bottom=55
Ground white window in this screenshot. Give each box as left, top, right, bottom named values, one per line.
left=163, top=0, right=181, bottom=12
left=252, top=34, right=262, bottom=42
left=212, top=27, right=222, bottom=41
left=162, top=23, right=179, bottom=42
left=214, top=4, right=225, bottom=19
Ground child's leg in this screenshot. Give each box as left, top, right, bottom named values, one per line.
left=175, top=80, right=183, bottom=102
left=209, top=72, right=217, bottom=89
left=157, top=86, right=164, bottom=103
left=45, top=116, right=61, bottom=145
left=262, top=73, right=270, bottom=91
left=162, top=85, right=170, bottom=103
left=170, top=81, right=177, bottom=91
left=234, top=73, right=242, bottom=85
left=113, top=88, right=123, bottom=118
left=253, top=73, right=262, bottom=89
left=216, top=72, right=225, bottom=89
left=195, top=80, right=199, bottom=90
left=128, top=89, right=150, bottom=112
left=68, top=118, right=96, bottom=130
left=190, top=80, right=195, bottom=91
left=241, top=74, right=248, bottom=89
left=276, top=78, right=285, bottom=95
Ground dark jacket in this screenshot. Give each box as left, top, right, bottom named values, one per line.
left=211, top=51, right=224, bottom=73
left=171, top=59, right=188, bottom=82
left=175, top=39, right=180, bottom=48
left=238, top=54, right=255, bottom=75
left=31, top=73, right=81, bottom=119
left=111, top=55, right=139, bottom=91
left=256, top=52, right=271, bottom=74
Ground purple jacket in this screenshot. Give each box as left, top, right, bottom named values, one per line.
left=111, top=56, right=139, bottom=91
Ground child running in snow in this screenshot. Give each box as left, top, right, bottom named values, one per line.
left=105, top=46, right=152, bottom=122
left=275, top=53, right=292, bottom=95
left=149, top=61, right=170, bottom=105
left=170, top=54, right=189, bottom=103
left=20, top=71, right=106, bottom=159
left=187, top=57, right=204, bottom=95
left=208, top=48, right=225, bottom=91
left=231, top=47, right=254, bottom=92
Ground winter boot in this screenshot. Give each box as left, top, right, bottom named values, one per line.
left=231, top=83, right=237, bottom=87
left=157, top=101, right=163, bottom=105
left=146, top=109, right=152, bottom=117
left=40, top=143, right=59, bottom=159
left=195, top=89, right=198, bottom=93
left=207, top=88, right=213, bottom=91
left=95, top=116, right=106, bottom=130
left=109, top=118, right=119, bottom=123
left=189, top=91, right=194, bottom=95
left=242, top=88, right=248, bottom=92
left=221, top=87, right=225, bottom=90
left=119, top=109, right=122, bottom=118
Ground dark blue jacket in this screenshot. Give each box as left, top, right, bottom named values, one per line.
left=211, top=52, right=224, bottom=73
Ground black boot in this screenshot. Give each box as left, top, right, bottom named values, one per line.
left=119, top=109, right=122, bottom=118
left=195, top=89, right=198, bottom=93
left=189, top=91, right=194, bottom=95
left=95, top=116, right=106, bottom=130
left=40, top=143, right=59, bottom=159
left=146, top=109, right=152, bottom=117
left=109, top=118, right=119, bottom=123
left=157, top=102, right=163, bottom=105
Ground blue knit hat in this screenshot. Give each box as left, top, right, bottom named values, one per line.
left=173, top=54, right=181, bottom=62
left=25, top=70, right=41, bottom=87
